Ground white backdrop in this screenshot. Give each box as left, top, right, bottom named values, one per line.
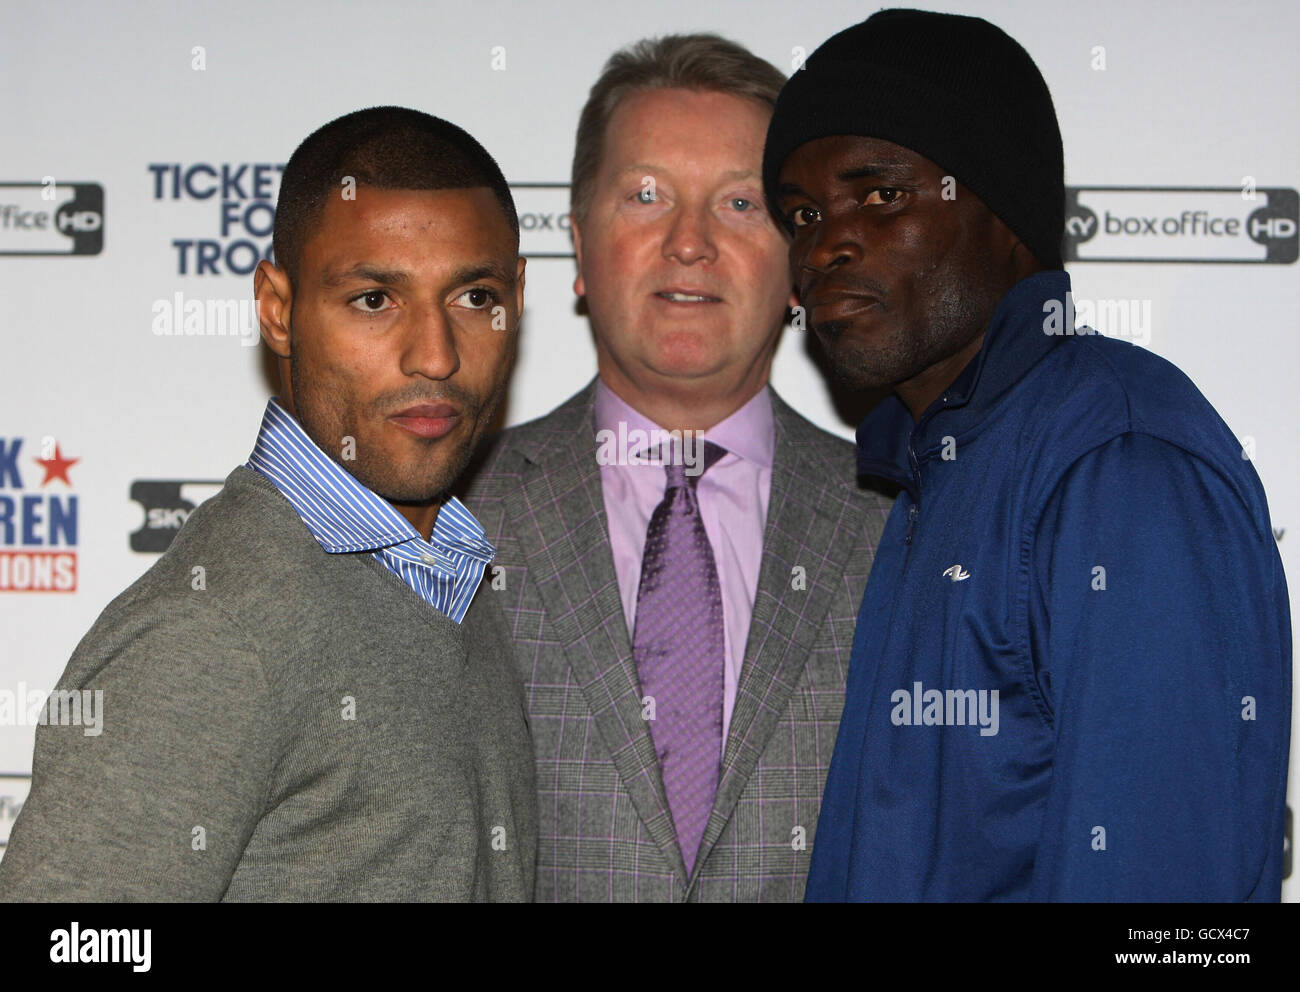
left=1, top=0, right=1296, bottom=899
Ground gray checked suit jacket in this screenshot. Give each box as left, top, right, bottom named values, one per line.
left=461, top=379, right=893, bottom=901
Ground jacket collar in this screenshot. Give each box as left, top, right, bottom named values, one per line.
left=856, top=269, right=1072, bottom=490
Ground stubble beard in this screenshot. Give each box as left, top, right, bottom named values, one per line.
left=288, top=354, right=498, bottom=506
left=815, top=276, right=995, bottom=393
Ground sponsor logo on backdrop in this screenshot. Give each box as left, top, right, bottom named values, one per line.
left=148, top=172, right=570, bottom=268
left=0, top=182, right=103, bottom=256
left=128, top=480, right=223, bottom=553
left=0, top=774, right=31, bottom=859
left=149, top=162, right=283, bottom=275
left=0, top=438, right=79, bottom=592
left=510, top=183, right=573, bottom=258
left=1063, top=186, right=1298, bottom=263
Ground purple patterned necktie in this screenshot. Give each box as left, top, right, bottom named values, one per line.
left=632, top=440, right=727, bottom=875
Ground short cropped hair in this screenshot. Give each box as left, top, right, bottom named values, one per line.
left=273, top=106, right=519, bottom=285
left=570, top=34, right=787, bottom=223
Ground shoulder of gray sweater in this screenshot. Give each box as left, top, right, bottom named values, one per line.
left=67, top=467, right=317, bottom=664
left=145, top=465, right=317, bottom=597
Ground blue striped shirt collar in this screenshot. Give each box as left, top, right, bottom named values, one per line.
left=246, top=398, right=495, bottom=566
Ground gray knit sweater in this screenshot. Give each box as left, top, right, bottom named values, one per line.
left=0, top=466, right=536, bottom=901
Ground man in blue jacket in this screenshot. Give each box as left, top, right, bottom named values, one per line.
left=763, top=8, right=1291, bottom=900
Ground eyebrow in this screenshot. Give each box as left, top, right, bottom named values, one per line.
left=320, top=264, right=409, bottom=288
left=616, top=164, right=761, bottom=183
left=777, top=163, right=915, bottom=199
left=449, top=261, right=516, bottom=286
left=320, top=260, right=515, bottom=289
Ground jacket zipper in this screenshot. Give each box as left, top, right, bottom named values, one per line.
left=904, top=440, right=922, bottom=545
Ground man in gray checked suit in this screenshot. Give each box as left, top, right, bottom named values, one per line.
left=462, top=35, right=892, bottom=902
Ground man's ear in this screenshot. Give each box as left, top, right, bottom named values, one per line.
left=255, top=259, right=293, bottom=359
left=1009, top=238, right=1043, bottom=279
left=570, top=212, right=585, bottom=298
left=514, top=255, right=527, bottom=319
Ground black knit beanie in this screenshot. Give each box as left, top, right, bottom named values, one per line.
left=762, top=8, right=1065, bottom=269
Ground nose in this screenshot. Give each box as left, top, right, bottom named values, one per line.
left=798, top=209, right=864, bottom=277
left=400, top=303, right=460, bottom=381
left=662, top=200, right=718, bottom=266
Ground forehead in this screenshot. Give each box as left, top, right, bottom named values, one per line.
left=600, top=87, right=771, bottom=174
left=781, top=135, right=938, bottom=179
left=302, top=185, right=515, bottom=268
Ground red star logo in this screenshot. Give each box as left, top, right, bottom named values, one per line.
left=34, top=444, right=80, bottom=486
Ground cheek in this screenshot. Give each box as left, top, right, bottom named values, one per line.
left=594, top=222, right=656, bottom=279
left=583, top=239, right=651, bottom=337
left=766, top=248, right=793, bottom=292
left=870, top=220, right=945, bottom=307
left=317, top=334, right=377, bottom=382
left=296, top=314, right=389, bottom=395
left=466, top=327, right=514, bottom=376
left=788, top=236, right=814, bottom=281
left=452, top=322, right=515, bottom=389
left=738, top=239, right=794, bottom=308
left=288, top=312, right=335, bottom=374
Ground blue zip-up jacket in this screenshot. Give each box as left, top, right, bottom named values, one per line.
left=806, top=270, right=1291, bottom=901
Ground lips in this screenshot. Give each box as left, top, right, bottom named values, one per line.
left=653, top=286, right=723, bottom=304
left=389, top=402, right=460, bottom=440
left=808, top=294, right=880, bottom=323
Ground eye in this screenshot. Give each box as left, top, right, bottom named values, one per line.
left=454, top=287, right=501, bottom=310
left=865, top=188, right=902, bottom=205
left=634, top=186, right=658, bottom=204
left=788, top=205, right=821, bottom=229
left=729, top=197, right=755, bottom=212
left=348, top=290, right=393, bottom=313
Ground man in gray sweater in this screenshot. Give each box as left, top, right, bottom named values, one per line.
left=0, top=107, right=536, bottom=901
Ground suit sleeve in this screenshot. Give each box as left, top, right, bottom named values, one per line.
left=0, top=595, right=279, bottom=901
left=1025, top=432, right=1290, bottom=901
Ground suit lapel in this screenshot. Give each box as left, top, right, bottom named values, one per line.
left=503, top=384, right=688, bottom=883
left=694, top=392, right=869, bottom=872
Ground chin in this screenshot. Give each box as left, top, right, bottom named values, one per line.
left=821, top=340, right=904, bottom=392
left=374, top=469, right=458, bottom=505
left=648, top=357, right=727, bottom=383
left=348, top=438, right=469, bottom=505
left=650, top=337, right=728, bottom=373
left=814, top=320, right=897, bottom=388
left=829, top=360, right=892, bottom=392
